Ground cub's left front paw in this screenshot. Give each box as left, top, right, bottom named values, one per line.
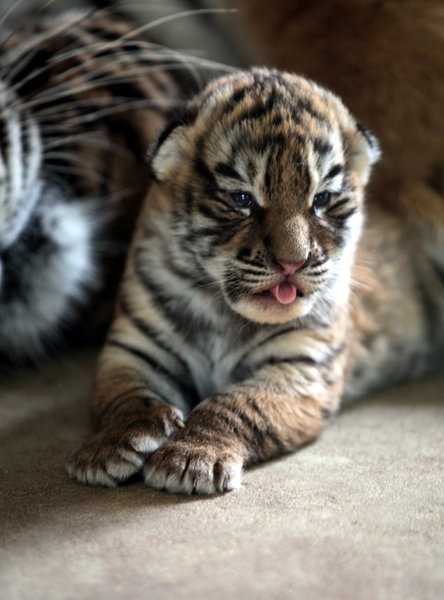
left=144, top=439, right=244, bottom=495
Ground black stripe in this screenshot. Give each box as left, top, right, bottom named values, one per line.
left=329, top=208, right=357, bottom=223
left=327, top=198, right=351, bottom=212
left=163, top=259, right=214, bottom=290
left=247, top=397, right=288, bottom=453
left=313, top=137, right=332, bottom=156
left=134, top=254, right=212, bottom=336
left=262, top=355, right=319, bottom=368
left=296, top=100, right=326, bottom=124
left=215, top=162, right=243, bottom=181
left=236, top=247, right=251, bottom=261
left=214, top=397, right=284, bottom=456
left=195, top=157, right=217, bottom=188
left=212, top=220, right=249, bottom=247
left=237, top=258, right=267, bottom=270
left=220, top=84, right=253, bottom=117
left=310, top=257, right=329, bottom=269
left=238, top=267, right=268, bottom=278
left=109, top=339, right=174, bottom=377
left=134, top=262, right=186, bottom=327
left=119, top=295, right=192, bottom=376
left=196, top=202, right=231, bottom=222
left=151, top=117, right=184, bottom=160
left=325, top=164, right=344, bottom=180
left=237, top=90, right=277, bottom=124
left=255, top=342, right=346, bottom=371
left=192, top=226, right=223, bottom=238
left=304, top=269, right=329, bottom=278
left=356, top=122, right=377, bottom=153
left=0, top=116, right=7, bottom=165
left=251, top=133, right=287, bottom=155
left=253, top=326, right=299, bottom=350
left=108, top=339, right=195, bottom=402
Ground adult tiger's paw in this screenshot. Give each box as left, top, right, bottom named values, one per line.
left=67, top=405, right=184, bottom=487
left=143, top=439, right=244, bottom=495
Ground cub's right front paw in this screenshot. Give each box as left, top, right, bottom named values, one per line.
left=66, top=405, right=184, bottom=487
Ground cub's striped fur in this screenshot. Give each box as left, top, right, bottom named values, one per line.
left=68, top=68, right=444, bottom=494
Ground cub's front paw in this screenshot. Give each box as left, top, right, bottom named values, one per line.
left=67, top=405, right=184, bottom=487
left=143, top=439, right=244, bottom=495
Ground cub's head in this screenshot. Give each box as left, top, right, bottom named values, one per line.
left=149, top=68, right=379, bottom=324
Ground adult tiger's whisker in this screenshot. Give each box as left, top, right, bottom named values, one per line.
left=47, top=99, right=183, bottom=128
left=42, top=134, right=134, bottom=157
left=43, top=150, right=108, bottom=167
left=1, top=9, right=99, bottom=82
left=10, top=67, right=193, bottom=113
left=108, top=7, right=237, bottom=42
left=8, top=47, right=179, bottom=98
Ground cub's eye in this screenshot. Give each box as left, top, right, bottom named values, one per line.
left=312, top=191, right=333, bottom=209
left=228, top=191, right=255, bottom=209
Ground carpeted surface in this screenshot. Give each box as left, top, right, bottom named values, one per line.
left=0, top=352, right=443, bottom=600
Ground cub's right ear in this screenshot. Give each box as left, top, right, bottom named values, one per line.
left=148, top=104, right=198, bottom=183
left=346, top=121, right=381, bottom=186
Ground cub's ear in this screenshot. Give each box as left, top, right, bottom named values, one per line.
left=346, top=122, right=381, bottom=186
left=148, top=104, right=198, bottom=183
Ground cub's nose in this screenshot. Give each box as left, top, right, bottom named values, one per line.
left=272, top=258, right=306, bottom=276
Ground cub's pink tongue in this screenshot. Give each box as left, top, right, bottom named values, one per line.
left=268, top=281, right=297, bottom=304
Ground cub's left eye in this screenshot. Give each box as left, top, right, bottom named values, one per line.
left=312, top=191, right=333, bottom=209
left=228, top=191, right=255, bottom=209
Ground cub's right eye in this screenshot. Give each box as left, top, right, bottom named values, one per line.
left=225, top=190, right=256, bottom=214
left=229, top=191, right=254, bottom=208
left=312, top=191, right=333, bottom=209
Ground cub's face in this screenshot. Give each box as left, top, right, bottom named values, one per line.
left=150, top=69, right=379, bottom=324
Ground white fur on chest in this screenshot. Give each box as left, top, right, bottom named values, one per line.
left=188, top=329, right=246, bottom=399
left=144, top=248, right=249, bottom=400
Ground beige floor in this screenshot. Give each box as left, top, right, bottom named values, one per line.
left=0, top=351, right=443, bottom=600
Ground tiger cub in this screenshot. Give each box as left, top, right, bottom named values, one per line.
left=68, top=68, right=444, bottom=494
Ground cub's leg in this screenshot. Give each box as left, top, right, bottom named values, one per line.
left=144, top=351, right=345, bottom=495
left=67, top=320, right=188, bottom=487
left=68, top=312, right=345, bottom=491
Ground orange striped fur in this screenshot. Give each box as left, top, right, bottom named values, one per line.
left=68, top=68, right=444, bottom=494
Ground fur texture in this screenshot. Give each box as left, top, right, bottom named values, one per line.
left=0, top=9, right=201, bottom=363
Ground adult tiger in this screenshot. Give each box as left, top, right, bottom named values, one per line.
left=0, top=4, right=228, bottom=364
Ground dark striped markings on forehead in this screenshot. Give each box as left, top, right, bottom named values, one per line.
left=196, top=70, right=346, bottom=195
left=203, top=69, right=333, bottom=130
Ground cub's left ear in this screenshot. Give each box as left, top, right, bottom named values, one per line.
left=147, top=103, right=198, bottom=183
left=147, top=118, right=188, bottom=183
left=346, top=122, right=381, bottom=186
